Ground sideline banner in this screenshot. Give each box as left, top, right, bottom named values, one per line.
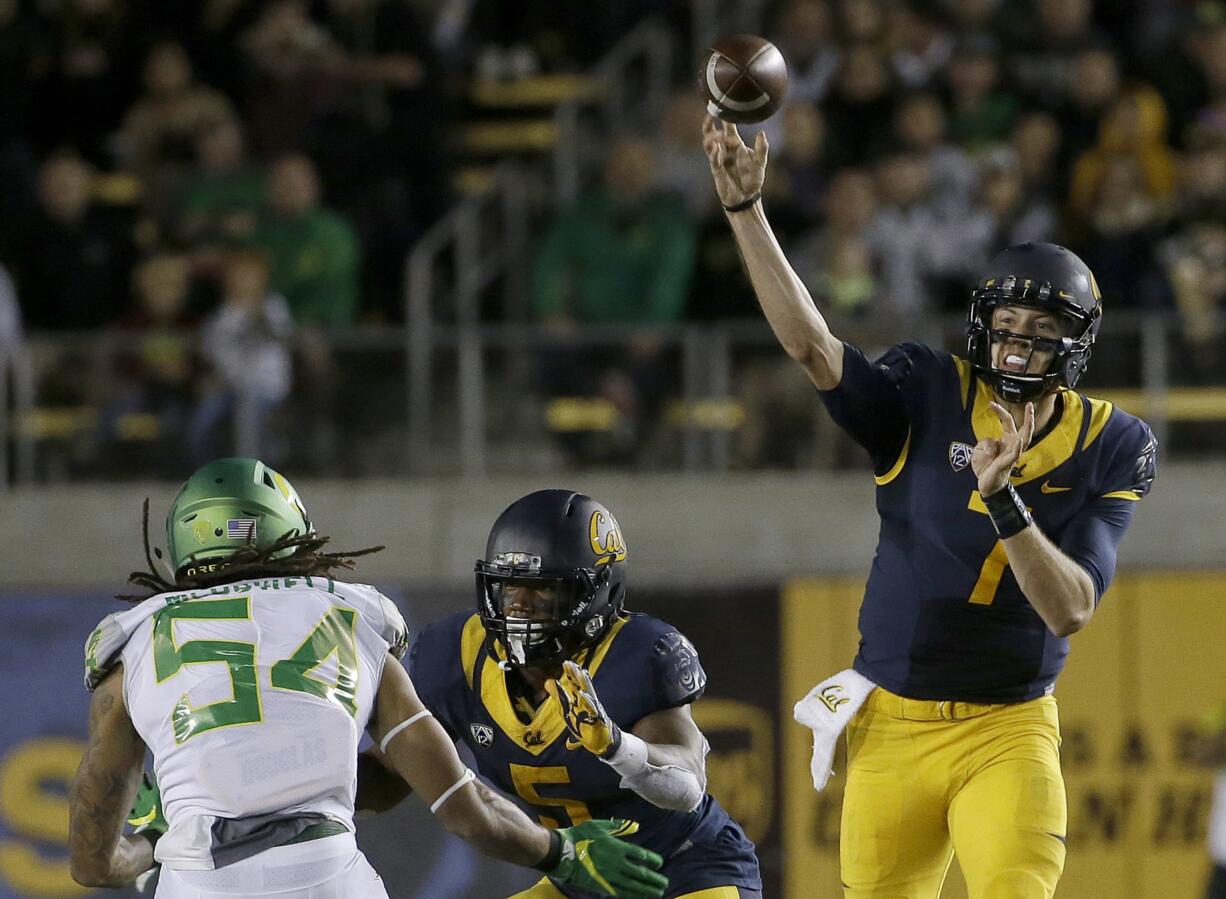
left=0, top=593, right=120, bottom=899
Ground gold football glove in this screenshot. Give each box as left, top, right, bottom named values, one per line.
left=548, top=660, right=622, bottom=758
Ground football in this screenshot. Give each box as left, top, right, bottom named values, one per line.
left=700, top=34, right=789, bottom=125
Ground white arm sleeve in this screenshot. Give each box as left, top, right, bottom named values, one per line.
left=601, top=732, right=705, bottom=813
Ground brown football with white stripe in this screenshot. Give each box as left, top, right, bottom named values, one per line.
left=701, top=35, right=788, bottom=125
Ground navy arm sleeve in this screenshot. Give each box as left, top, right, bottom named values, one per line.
left=1058, top=498, right=1137, bottom=603
left=816, top=342, right=912, bottom=474
left=1060, top=417, right=1157, bottom=602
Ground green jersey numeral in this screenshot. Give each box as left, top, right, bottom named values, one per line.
left=151, top=598, right=360, bottom=744
left=271, top=607, right=359, bottom=715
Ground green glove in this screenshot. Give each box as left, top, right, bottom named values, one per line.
left=127, top=771, right=165, bottom=896
left=548, top=819, right=668, bottom=898
left=127, top=770, right=167, bottom=839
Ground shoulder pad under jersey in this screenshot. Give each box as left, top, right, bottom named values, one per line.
left=379, top=593, right=409, bottom=659
left=84, top=598, right=164, bottom=692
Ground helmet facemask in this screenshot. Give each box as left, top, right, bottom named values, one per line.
left=476, top=557, right=615, bottom=668
left=967, top=288, right=1099, bottom=403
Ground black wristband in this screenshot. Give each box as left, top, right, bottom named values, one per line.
left=723, top=193, right=761, bottom=213
left=983, top=482, right=1033, bottom=539
left=535, top=829, right=564, bottom=871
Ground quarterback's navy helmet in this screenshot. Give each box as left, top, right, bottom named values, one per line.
left=966, top=242, right=1103, bottom=402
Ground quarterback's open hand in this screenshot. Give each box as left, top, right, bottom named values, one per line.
left=548, top=660, right=622, bottom=758
left=549, top=819, right=667, bottom=898
left=972, top=401, right=1035, bottom=497
left=702, top=114, right=767, bottom=209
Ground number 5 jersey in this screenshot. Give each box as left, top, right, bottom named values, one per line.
left=409, top=610, right=762, bottom=897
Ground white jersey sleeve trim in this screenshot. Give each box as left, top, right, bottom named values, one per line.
left=84, top=597, right=166, bottom=691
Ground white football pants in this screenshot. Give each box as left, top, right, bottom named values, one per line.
left=154, top=834, right=389, bottom=898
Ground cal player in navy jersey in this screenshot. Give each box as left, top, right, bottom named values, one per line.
left=704, top=116, right=1156, bottom=898
left=403, top=489, right=762, bottom=899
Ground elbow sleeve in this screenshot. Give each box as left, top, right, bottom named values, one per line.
left=617, top=765, right=704, bottom=813
left=602, top=732, right=705, bottom=813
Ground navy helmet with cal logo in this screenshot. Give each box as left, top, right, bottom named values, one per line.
left=966, top=242, right=1103, bottom=402
left=475, top=489, right=628, bottom=667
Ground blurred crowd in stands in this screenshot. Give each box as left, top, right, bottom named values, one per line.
left=1, top=0, right=1225, bottom=476
left=533, top=0, right=1226, bottom=467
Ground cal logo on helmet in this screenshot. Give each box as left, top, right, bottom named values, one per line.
left=589, top=511, right=627, bottom=565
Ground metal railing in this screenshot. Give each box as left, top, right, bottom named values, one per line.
left=403, top=18, right=674, bottom=476
left=405, top=164, right=529, bottom=474
left=552, top=19, right=673, bottom=205
left=0, top=344, right=34, bottom=490
left=4, top=313, right=1223, bottom=484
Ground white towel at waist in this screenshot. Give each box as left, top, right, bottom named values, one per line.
left=793, top=668, right=878, bottom=791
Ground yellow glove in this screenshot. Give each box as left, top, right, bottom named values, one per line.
left=548, top=660, right=622, bottom=758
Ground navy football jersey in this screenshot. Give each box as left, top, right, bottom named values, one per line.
left=820, top=341, right=1157, bottom=703
left=408, top=611, right=761, bottom=897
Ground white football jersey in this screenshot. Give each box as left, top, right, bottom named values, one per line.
left=85, top=577, right=407, bottom=871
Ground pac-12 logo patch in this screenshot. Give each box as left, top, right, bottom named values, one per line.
left=949, top=441, right=974, bottom=472
left=470, top=723, right=494, bottom=748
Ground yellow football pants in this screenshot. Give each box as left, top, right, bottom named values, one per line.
left=840, top=689, right=1066, bottom=899
left=509, top=880, right=745, bottom=898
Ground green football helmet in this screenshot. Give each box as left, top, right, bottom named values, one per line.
left=166, top=458, right=312, bottom=578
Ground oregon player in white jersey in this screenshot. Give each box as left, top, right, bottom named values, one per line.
left=68, top=458, right=669, bottom=899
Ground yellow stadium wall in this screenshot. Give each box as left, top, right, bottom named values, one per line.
left=781, top=573, right=1226, bottom=899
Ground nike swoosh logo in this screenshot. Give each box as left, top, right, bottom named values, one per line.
left=565, top=738, right=584, bottom=751
left=1041, top=481, right=1072, bottom=494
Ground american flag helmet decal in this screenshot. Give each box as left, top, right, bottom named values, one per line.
left=227, top=519, right=257, bottom=541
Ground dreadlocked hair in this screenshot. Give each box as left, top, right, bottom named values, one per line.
left=118, top=498, right=384, bottom=602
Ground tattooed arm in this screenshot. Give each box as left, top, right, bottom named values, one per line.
left=69, top=664, right=156, bottom=887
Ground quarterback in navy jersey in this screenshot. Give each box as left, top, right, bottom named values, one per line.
left=407, top=490, right=761, bottom=899
left=705, top=114, right=1154, bottom=899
